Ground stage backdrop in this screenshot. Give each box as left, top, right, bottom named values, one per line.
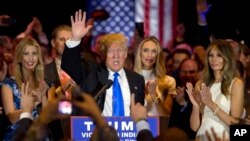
left=86, top=0, right=177, bottom=47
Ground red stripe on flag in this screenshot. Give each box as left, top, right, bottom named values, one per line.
left=171, top=0, right=178, bottom=45
left=159, top=0, right=164, bottom=45
left=144, top=0, right=150, bottom=36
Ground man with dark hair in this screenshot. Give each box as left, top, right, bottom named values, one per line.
left=169, top=59, right=200, bottom=140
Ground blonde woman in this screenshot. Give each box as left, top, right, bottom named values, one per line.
left=134, top=36, right=177, bottom=115
left=0, top=37, right=48, bottom=140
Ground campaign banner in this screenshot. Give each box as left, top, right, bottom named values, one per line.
left=71, top=116, right=160, bottom=141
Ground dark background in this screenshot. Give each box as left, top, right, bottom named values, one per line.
left=1, top=0, right=249, bottom=46
left=0, top=0, right=87, bottom=39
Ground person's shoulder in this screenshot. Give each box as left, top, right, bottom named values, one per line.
left=1, top=77, right=16, bottom=85
left=231, top=77, right=244, bottom=87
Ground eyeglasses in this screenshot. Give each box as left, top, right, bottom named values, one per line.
left=107, top=48, right=126, bottom=56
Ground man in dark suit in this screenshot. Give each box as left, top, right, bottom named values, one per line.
left=61, top=9, right=145, bottom=116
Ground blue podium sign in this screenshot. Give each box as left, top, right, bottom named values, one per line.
left=71, top=116, right=160, bottom=141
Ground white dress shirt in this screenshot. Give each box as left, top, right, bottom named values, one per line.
left=102, top=68, right=131, bottom=116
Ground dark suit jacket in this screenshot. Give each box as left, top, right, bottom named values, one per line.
left=61, top=44, right=145, bottom=112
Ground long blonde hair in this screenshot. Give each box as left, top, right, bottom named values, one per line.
left=134, top=36, right=170, bottom=92
left=14, top=37, right=44, bottom=89
left=202, top=39, right=238, bottom=96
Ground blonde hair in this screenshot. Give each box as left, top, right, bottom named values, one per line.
left=99, top=33, right=128, bottom=54
left=202, top=39, right=238, bottom=96
left=134, top=36, right=170, bottom=92
left=14, top=37, right=44, bottom=89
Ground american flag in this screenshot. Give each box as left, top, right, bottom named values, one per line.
left=87, top=0, right=135, bottom=44
left=87, top=0, right=176, bottom=47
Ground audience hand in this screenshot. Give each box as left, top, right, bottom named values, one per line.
left=0, top=15, right=12, bottom=26
left=130, top=93, right=147, bottom=122
left=205, top=127, right=229, bottom=141
left=245, top=115, right=250, bottom=125
left=196, top=0, right=211, bottom=15
left=70, top=9, right=93, bottom=41
left=32, top=17, right=44, bottom=35
left=38, top=98, right=70, bottom=125
left=61, top=78, right=77, bottom=92
left=73, top=94, right=107, bottom=128
left=0, top=106, right=2, bottom=115
left=21, top=82, right=35, bottom=113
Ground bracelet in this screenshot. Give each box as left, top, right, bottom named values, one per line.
left=213, top=104, right=220, bottom=115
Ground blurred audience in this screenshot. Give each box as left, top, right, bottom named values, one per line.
left=169, top=58, right=200, bottom=140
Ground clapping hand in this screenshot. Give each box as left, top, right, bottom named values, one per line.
left=200, top=83, right=213, bottom=106
left=146, top=80, right=158, bottom=103
left=186, top=82, right=202, bottom=107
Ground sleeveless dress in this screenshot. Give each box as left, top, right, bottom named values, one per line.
left=0, top=77, right=40, bottom=141
left=196, top=79, right=244, bottom=140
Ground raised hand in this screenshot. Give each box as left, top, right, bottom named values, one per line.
left=21, top=82, right=35, bottom=113
left=205, top=127, right=229, bottom=141
left=61, top=78, right=77, bottom=92
left=70, top=9, right=93, bottom=41
left=196, top=0, right=211, bottom=15
left=32, top=17, right=44, bottom=35
left=0, top=15, right=11, bottom=26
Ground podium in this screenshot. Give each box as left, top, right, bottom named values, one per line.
left=70, top=116, right=169, bottom=140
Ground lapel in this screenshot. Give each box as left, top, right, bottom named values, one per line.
left=96, top=63, right=109, bottom=85
left=124, top=68, right=135, bottom=94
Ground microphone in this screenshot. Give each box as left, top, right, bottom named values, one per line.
left=94, top=80, right=113, bottom=100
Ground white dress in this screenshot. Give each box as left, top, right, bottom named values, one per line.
left=196, top=82, right=230, bottom=140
